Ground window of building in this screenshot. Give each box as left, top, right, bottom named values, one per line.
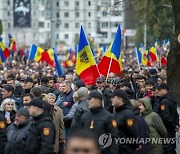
left=38, top=22, right=44, bottom=28
left=7, top=0, right=10, bottom=5
left=7, top=11, right=10, bottom=16
left=64, top=23, right=69, bottom=28
left=64, top=12, right=69, bottom=17
left=8, top=22, right=11, bottom=28
left=88, top=12, right=91, bottom=17
left=102, top=22, right=108, bottom=28
left=75, top=23, right=79, bottom=28
left=64, top=1, right=69, bottom=6
left=56, top=12, right=59, bottom=18
left=47, top=22, right=50, bottom=28
left=75, top=1, right=79, bottom=6
left=56, top=1, right=59, bottom=6
left=64, top=34, right=69, bottom=39
left=56, top=33, right=59, bottom=39
left=101, top=32, right=108, bottom=38
left=88, top=23, right=91, bottom=28
left=88, top=1, right=91, bottom=6
left=102, top=11, right=107, bottom=17
left=75, top=12, right=79, bottom=17
left=56, top=23, right=59, bottom=28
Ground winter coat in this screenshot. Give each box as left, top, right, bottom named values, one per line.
left=0, top=111, right=7, bottom=154
left=140, top=98, right=167, bottom=154
left=5, top=118, right=32, bottom=154
left=52, top=105, right=64, bottom=153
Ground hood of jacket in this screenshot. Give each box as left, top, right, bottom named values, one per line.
left=139, top=98, right=152, bottom=115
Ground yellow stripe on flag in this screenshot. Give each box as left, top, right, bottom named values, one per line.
left=34, top=47, right=44, bottom=62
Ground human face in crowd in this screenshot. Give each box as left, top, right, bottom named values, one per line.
left=88, top=98, right=101, bottom=109
left=7, top=80, right=15, bottom=88
left=23, top=96, right=32, bottom=105
left=48, top=80, right=55, bottom=88
left=139, top=102, right=146, bottom=113
left=108, top=72, right=115, bottom=79
left=59, top=83, right=64, bottom=92
left=4, top=102, right=14, bottom=112
left=15, top=114, right=27, bottom=125
left=65, top=138, right=101, bottom=154
left=160, top=69, right=166, bottom=77
left=132, top=72, right=138, bottom=80
left=28, top=106, right=39, bottom=117
left=48, top=95, right=55, bottom=106
left=96, top=81, right=103, bottom=90
left=138, top=79, right=146, bottom=88
left=146, top=84, right=154, bottom=91
left=24, top=81, right=33, bottom=89
left=63, top=83, right=71, bottom=93
left=157, top=89, right=168, bottom=97
left=157, top=77, right=163, bottom=84
left=58, top=77, right=65, bottom=83
left=1, top=88, right=12, bottom=99
left=111, top=96, right=123, bottom=107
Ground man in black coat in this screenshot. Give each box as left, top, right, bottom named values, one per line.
left=111, top=89, right=140, bottom=154
left=24, top=98, right=55, bottom=154
left=5, top=108, right=31, bottom=154
left=157, top=83, right=179, bottom=154
left=0, top=111, right=7, bottom=154
left=79, top=91, right=119, bottom=154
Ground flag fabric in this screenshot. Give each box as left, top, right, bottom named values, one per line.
left=63, top=48, right=76, bottom=67
left=138, top=45, right=151, bottom=67
left=8, top=34, right=17, bottom=52
left=0, top=48, right=6, bottom=64
left=76, top=26, right=100, bottom=85
left=149, top=46, right=157, bottom=62
left=41, top=49, right=54, bottom=66
left=29, top=44, right=44, bottom=62
left=135, top=47, right=142, bottom=64
left=161, top=55, right=167, bottom=66
left=98, top=25, right=123, bottom=76
left=53, top=48, right=63, bottom=76
left=0, top=37, right=10, bottom=58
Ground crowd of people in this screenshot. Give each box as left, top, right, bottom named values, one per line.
left=0, top=54, right=179, bottom=154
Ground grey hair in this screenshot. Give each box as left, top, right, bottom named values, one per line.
left=47, top=93, right=56, bottom=100
left=0, top=98, right=17, bottom=111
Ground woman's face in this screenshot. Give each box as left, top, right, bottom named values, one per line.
left=139, top=102, right=146, bottom=113
left=4, top=102, right=14, bottom=112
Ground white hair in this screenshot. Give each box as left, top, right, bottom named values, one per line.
left=47, top=93, right=56, bottom=100
left=0, top=98, right=17, bottom=111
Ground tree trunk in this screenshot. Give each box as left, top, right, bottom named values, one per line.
left=167, top=0, right=180, bottom=105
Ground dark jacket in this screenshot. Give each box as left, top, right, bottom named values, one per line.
left=0, top=111, right=7, bottom=154
left=4, top=110, right=16, bottom=127
left=79, top=106, right=119, bottom=154
left=125, top=88, right=135, bottom=99
left=24, top=112, right=55, bottom=154
left=134, top=109, right=150, bottom=154
left=113, top=103, right=139, bottom=153
left=50, top=88, right=60, bottom=99
left=5, top=118, right=32, bottom=154
left=71, top=100, right=89, bottom=131
left=158, top=92, right=179, bottom=132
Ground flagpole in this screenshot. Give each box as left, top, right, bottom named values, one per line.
left=106, top=53, right=113, bottom=82
left=135, top=47, right=141, bottom=71
left=27, top=44, right=32, bottom=65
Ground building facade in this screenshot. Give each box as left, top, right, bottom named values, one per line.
left=0, top=0, right=124, bottom=49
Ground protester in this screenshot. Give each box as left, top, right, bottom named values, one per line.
left=5, top=107, right=31, bottom=154
left=0, top=98, right=16, bottom=126
left=139, top=98, right=167, bottom=154
left=24, top=98, right=55, bottom=153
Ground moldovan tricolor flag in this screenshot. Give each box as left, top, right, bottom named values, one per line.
left=8, top=34, right=17, bottom=52
left=98, top=25, right=122, bottom=76
left=149, top=46, right=157, bottom=62
left=0, top=37, right=10, bottom=58
left=75, top=26, right=100, bottom=85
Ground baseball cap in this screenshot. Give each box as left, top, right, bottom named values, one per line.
left=88, top=91, right=103, bottom=101
left=24, top=77, right=33, bottom=83
left=3, top=85, right=14, bottom=93
left=16, top=107, right=29, bottom=117
left=149, top=69, right=157, bottom=75
left=25, top=98, right=47, bottom=109
left=156, top=83, right=169, bottom=90
left=111, top=89, right=129, bottom=101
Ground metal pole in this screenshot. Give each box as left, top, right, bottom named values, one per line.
left=51, top=0, right=56, bottom=48
left=144, top=0, right=147, bottom=50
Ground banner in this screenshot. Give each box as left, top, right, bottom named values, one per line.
left=13, top=0, right=31, bottom=27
